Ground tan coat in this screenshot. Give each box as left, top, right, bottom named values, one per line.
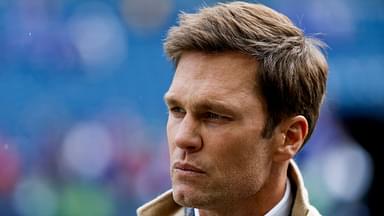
left=137, top=160, right=321, bottom=216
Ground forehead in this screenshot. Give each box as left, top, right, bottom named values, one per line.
left=165, top=51, right=263, bottom=108
left=174, top=51, right=257, bottom=84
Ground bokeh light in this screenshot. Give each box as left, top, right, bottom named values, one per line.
left=58, top=184, right=115, bottom=216
left=68, top=2, right=127, bottom=75
left=12, top=176, right=58, bottom=216
left=0, top=140, right=20, bottom=195
left=120, top=0, right=172, bottom=33
left=60, top=121, right=113, bottom=180
left=323, top=142, right=373, bottom=202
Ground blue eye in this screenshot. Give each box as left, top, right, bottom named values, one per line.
left=169, top=107, right=186, bottom=118
left=202, top=112, right=232, bottom=123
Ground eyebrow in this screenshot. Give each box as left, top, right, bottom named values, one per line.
left=164, top=93, right=239, bottom=116
left=163, top=93, right=178, bottom=106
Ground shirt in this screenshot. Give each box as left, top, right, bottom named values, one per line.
left=194, top=179, right=292, bottom=216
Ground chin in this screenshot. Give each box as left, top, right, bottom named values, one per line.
left=172, top=184, right=201, bottom=207
left=172, top=185, right=214, bottom=209
left=172, top=184, right=192, bottom=204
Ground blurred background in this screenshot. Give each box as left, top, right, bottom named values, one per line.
left=0, top=0, right=383, bottom=215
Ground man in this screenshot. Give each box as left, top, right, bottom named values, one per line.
left=137, top=1, right=327, bottom=216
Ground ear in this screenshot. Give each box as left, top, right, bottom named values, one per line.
left=273, top=115, right=308, bottom=162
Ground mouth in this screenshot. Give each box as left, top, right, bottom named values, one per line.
left=173, top=162, right=206, bottom=174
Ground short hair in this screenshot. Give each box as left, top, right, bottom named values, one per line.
left=164, top=1, right=328, bottom=143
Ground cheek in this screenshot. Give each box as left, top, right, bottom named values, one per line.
left=209, top=133, right=245, bottom=163
left=166, top=116, right=173, bottom=138
left=218, top=141, right=271, bottom=192
left=166, top=119, right=177, bottom=153
left=215, top=132, right=268, bottom=173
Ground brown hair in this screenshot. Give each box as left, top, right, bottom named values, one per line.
left=164, top=1, right=328, bottom=143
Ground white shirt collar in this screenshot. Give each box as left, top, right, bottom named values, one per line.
left=194, top=178, right=292, bottom=216
left=194, top=208, right=200, bottom=216
left=264, top=178, right=292, bottom=216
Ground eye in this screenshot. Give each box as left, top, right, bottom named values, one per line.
left=205, top=112, right=221, bottom=120
left=169, top=107, right=186, bottom=118
left=203, top=112, right=230, bottom=122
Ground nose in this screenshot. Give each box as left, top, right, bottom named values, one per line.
left=173, top=115, right=202, bottom=153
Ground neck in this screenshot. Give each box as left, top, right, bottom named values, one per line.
left=199, top=162, right=289, bottom=216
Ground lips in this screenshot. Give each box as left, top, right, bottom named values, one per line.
left=173, top=162, right=205, bottom=174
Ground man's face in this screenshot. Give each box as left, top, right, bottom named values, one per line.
left=164, top=51, right=277, bottom=209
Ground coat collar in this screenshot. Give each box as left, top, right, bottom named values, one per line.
left=137, top=160, right=320, bottom=216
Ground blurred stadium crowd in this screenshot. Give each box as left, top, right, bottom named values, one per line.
left=0, top=0, right=383, bottom=215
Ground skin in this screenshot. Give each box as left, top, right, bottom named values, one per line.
left=164, top=51, right=308, bottom=216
